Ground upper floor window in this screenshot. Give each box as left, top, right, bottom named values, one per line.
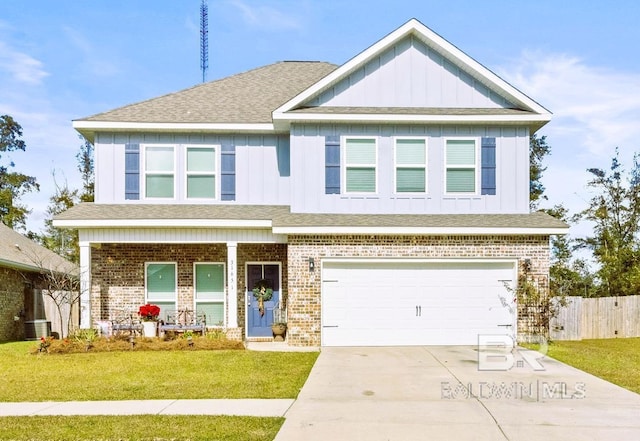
left=395, top=138, right=427, bottom=193
left=187, top=146, right=217, bottom=199
left=445, top=139, right=477, bottom=194
left=344, top=137, right=377, bottom=193
left=144, top=145, right=175, bottom=198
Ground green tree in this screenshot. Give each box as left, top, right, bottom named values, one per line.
left=0, top=115, right=39, bottom=230
left=76, top=136, right=94, bottom=202
left=530, top=134, right=551, bottom=210
left=545, top=205, right=595, bottom=297
left=39, top=137, right=94, bottom=263
left=575, top=149, right=640, bottom=296
left=41, top=173, right=80, bottom=262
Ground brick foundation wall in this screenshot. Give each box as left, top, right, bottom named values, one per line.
left=286, top=235, right=550, bottom=346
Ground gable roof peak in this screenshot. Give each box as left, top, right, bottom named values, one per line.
left=273, top=17, right=551, bottom=127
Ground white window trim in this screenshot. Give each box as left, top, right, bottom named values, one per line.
left=394, top=136, right=428, bottom=195
left=145, top=262, right=178, bottom=311
left=184, top=145, right=220, bottom=200
left=443, top=137, right=479, bottom=195
left=193, top=262, right=226, bottom=328
left=342, top=136, right=378, bottom=194
left=142, top=144, right=176, bottom=200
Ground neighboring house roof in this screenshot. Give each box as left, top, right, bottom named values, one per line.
left=53, top=204, right=568, bottom=236
left=74, top=61, right=338, bottom=141
left=0, top=223, right=76, bottom=274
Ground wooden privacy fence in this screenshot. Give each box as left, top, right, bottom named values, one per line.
left=550, top=295, right=640, bottom=340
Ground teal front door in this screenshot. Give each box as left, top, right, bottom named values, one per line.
left=247, top=264, right=280, bottom=337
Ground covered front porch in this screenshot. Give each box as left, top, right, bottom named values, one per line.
left=76, top=229, right=288, bottom=342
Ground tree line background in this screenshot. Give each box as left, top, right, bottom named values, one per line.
left=2, top=114, right=638, bottom=299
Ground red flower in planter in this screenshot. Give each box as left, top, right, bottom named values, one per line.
left=138, top=303, right=161, bottom=321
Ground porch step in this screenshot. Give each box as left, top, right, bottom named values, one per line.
left=245, top=337, right=274, bottom=342
left=245, top=341, right=320, bottom=352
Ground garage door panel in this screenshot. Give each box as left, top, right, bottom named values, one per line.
left=322, top=260, right=515, bottom=346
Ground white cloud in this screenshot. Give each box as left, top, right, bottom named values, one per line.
left=228, top=0, right=304, bottom=31
left=0, top=41, right=49, bottom=85
left=0, top=38, right=80, bottom=234
left=499, top=51, right=640, bottom=245
left=502, top=51, right=640, bottom=161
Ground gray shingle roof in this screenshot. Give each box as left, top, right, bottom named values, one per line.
left=77, top=61, right=338, bottom=124
left=0, top=223, right=76, bottom=273
left=54, top=203, right=568, bottom=232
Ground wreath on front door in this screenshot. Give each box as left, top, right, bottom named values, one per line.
left=252, top=279, right=273, bottom=317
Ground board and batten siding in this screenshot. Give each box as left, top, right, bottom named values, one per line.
left=290, top=124, right=530, bottom=214
left=308, top=35, right=513, bottom=109
left=94, top=132, right=291, bottom=205
left=78, top=228, right=287, bottom=244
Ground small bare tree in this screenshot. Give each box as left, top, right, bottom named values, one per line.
left=37, top=265, right=81, bottom=338
left=17, top=243, right=80, bottom=338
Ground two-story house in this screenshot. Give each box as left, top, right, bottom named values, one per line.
left=54, top=19, right=567, bottom=347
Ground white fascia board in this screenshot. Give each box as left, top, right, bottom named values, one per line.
left=272, top=226, right=569, bottom=235
left=273, top=112, right=551, bottom=125
left=273, top=18, right=551, bottom=117
left=72, top=120, right=276, bottom=133
left=53, top=219, right=273, bottom=229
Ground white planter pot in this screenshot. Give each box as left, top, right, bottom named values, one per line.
left=142, top=321, right=157, bottom=338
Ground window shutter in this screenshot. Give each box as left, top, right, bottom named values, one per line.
left=125, top=143, right=140, bottom=200
left=221, top=144, right=236, bottom=201
left=481, top=137, right=496, bottom=195
left=325, top=135, right=340, bottom=194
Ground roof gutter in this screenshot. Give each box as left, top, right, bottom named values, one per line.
left=273, top=226, right=569, bottom=235
left=72, top=121, right=279, bottom=143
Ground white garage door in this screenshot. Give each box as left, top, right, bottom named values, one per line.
left=322, top=260, right=516, bottom=346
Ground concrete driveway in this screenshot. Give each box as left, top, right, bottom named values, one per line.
left=275, top=346, right=640, bottom=441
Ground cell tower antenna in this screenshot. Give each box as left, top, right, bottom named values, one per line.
left=200, top=0, right=209, bottom=83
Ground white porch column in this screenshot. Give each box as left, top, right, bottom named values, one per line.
left=79, top=241, right=92, bottom=329
left=226, top=242, right=238, bottom=328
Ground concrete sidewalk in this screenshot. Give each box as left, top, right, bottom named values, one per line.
left=0, top=399, right=293, bottom=417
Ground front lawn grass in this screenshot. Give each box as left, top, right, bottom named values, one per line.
left=544, top=338, right=640, bottom=394
left=0, top=341, right=318, bottom=401
left=0, top=415, right=283, bottom=441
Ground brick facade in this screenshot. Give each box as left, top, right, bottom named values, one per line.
left=286, top=234, right=550, bottom=346
left=90, top=243, right=287, bottom=340
left=0, top=268, right=26, bottom=341
left=0, top=267, right=50, bottom=342
left=89, top=235, right=548, bottom=346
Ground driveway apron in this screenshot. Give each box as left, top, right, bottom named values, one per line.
left=274, top=346, right=640, bottom=441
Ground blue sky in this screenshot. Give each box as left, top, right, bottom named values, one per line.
left=1, top=0, right=640, bottom=240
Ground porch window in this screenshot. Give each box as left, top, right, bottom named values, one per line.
left=145, top=263, right=176, bottom=321
left=445, top=139, right=477, bottom=193
left=187, top=147, right=217, bottom=199
left=395, top=138, right=427, bottom=193
left=194, top=263, right=225, bottom=327
left=144, top=146, right=175, bottom=198
left=344, top=137, right=377, bottom=193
